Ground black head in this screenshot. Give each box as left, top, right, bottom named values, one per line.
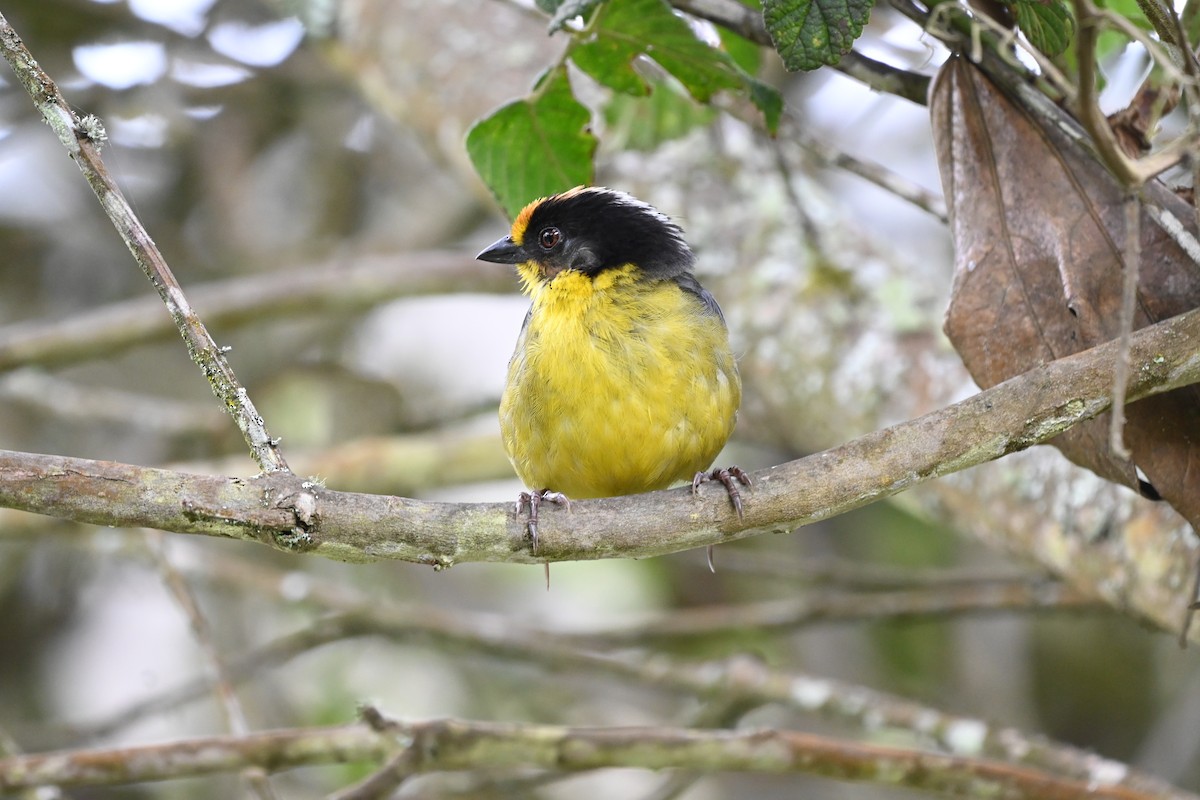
left=476, top=187, right=694, bottom=282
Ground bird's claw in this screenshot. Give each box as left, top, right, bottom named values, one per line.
left=516, top=489, right=571, bottom=553
left=692, top=465, right=751, bottom=518
left=516, top=489, right=571, bottom=590
left=692, top=466, right=751, bottom=573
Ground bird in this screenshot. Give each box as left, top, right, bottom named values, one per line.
left=476, top=186, right=748, bottom=577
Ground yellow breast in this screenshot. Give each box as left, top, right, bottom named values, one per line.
left=499, top=264, right=740, bottom=499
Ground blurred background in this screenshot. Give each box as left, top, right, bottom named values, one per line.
left=0, top=0, right=1198, bottom=797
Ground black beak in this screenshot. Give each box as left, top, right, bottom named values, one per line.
left=476, top=236, right=524, bottom=264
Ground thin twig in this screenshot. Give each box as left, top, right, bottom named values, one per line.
left=0, top=13, right=287, bottom=473
left=713, top=93, right=947, bottom=221
left=787, top=116, right=948, bottom=221
left=0, top=724, right=62, bottom=800
left=641, top=655, right=1191, bottom=800
left=835, top=51, right=932, bottom=106
left=71, top=616, right=369, bottom=741
left=684, top=549, right=1039, bottom=588
left=553, top=583, right=1099, bottom=648
left=913, top=0, right=1078, bottom=101
left=147, top=533, right=278, bottom=800
left=770, top=138, right=828, bottom=252
left=669, top=0, right=932, bottom=104
left=673, top=0, right=769, bottom=42
left=0, top=369, right=226, bottom=436
left=1091, top=7, right=1188, bottom=85
left=636, top=694, right=763, bottom=800
left=1110, top=193, right=1142, bottom=458
left=326, top=746, right=418, bottom=800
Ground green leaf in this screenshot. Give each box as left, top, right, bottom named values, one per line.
left=763, top=0, right=874, bottom=70
left=1184, top=0, right=1200, bottom=48
left=718, top=0, right=765, bottom=74
left=466, top=68, right=597, bottom=219
left=568, top=0, right=782, bottom=131
left=721, top=2, right=783, bottom=134
left=570, top=34, right=654, bottom=95
left=572, top=0, right=745, bottom=100
left=1013, top=0, right=1074, bottom=57
left=548, top=0, right=607, bottom=31
left=747, top=76, right=783, bottom=132
left=721, top=26, right=763, bottom=75
left=603, top=76, right=717, bottom=150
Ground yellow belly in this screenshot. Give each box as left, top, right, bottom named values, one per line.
left=499, top=266, right=740, bottom=499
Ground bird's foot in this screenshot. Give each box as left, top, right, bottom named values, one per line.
left=692, top=465, right=752, bottom=517
left=516, top=489, right=571, bottom=589
left=692, top=466, right=752, bottom=573
left=515, top=489, right=572, bottom=553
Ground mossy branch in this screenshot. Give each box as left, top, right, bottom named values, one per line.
left=0, top=713, right=1171, bottom=798
left=2, top=301, right=1199, bottom=621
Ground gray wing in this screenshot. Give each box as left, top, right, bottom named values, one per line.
left=508, top=305, right=534, bottom=368
left=674, top=272, right=727, bottom=327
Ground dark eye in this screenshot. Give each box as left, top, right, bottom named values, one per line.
left=538, top=227, right=561, bottom=250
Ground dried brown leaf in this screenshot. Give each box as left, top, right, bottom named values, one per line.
left=931, top=57, right=1200, bottom=527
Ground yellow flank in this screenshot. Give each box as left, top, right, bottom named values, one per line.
left=500, top=263, right=741, bottom=499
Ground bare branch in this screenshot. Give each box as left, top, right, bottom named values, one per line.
left=835, top=51, right=933, bottom=106
left=673, top=0, right=770, bottom=42
left=0, top=252, right=512, bottom=373
left=0, top=426, right=511, bottom=527
left=785, top=117, right=949, bottom=222
left=0, top=13, right=286, bottom=472
left=2, top=302, right=1199, bottom=565
left=670, top=0, right=932, bottom=104
left=1072, top=0, right=1145, bottom=186
left=0, top=718, right=1168, bottom=799
left=0, top=370, right=225, bottom=436
left=0, top=724, right=389, bottom=790
left=711, top=94, right=947, bottom=220
left=0, top=724, right=62, bottom=800
left=326, top=747, right=419, bottom=800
